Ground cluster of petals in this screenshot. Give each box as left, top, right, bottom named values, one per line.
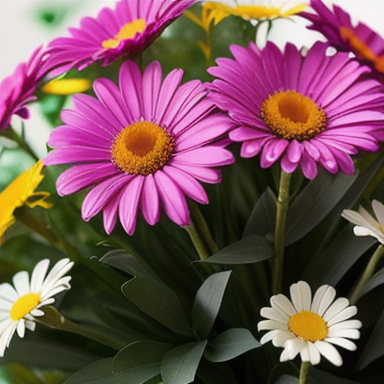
left=342, top=199, right=384, bottom=244
left=47, top=0, right=197, bottom=74
left=300, top=0, right=384, bottom=78
left=0, top=46, right=52, bottom=130
left=208, top=41, right=384, bottom=179
left=0, top=258, right=74, bottom=356
left=258, top=281, right=362, bottom=366
left=44, top=60, right=235, bottom=235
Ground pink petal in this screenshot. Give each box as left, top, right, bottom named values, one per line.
left=140, top=174, right=160, bottom=226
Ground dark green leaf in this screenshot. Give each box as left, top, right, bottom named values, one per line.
left=122, top=276, right=193, bottom=337
left=358, top=267, right=384, bottom=300
left=243, top=188, right=276, bottom=238
left=200, top=235, right=273, bottom=264
left=204, top=328, right=260, bottom=362
left=302, top=230, right=376, bottom=287
left=192, top=271, right=231, bottom=339
left=308, top=367, right=360, bottom=384
left=112, top=341, right=174, bottom=373
left=161, top=341, right=207, bottom=384
left=358, top=307, right=384, bottom=370
left=99, top=250, right=155, bottom=279
left=286, top=170, right=356, bottom=245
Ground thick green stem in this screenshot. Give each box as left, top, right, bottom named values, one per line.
left=349, top=244, right=384, bottom=305
left=299, top=361, right=311, bottom=384
left=272, top=170, right=292, bottom=295
left=184, top=223, right=210, bottom=261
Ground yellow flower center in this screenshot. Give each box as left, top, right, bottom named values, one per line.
left=102, top=19, right=146, bottom=49
left=288, top=310, right=328, bottom=342
left=340, top=27, right=384, bottom=74
left=261, top=90, right=327, bottom=141
left=111, top=121, right=175, bottom=175
left=10, top=293, right=41, bottom=321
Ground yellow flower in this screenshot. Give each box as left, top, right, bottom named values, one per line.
left=0, top=160, right=52, bottom=244
left=41, top=78, right=91, bottom=95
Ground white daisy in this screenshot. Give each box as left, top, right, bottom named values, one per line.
left=0, top=258, right=74, bottom=357
left=258, top=281, right=362, bottom=366
left=342, top=200, right=384, bottom=244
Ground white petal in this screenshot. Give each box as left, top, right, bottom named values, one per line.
left=273, top=331, right=295, bottom=347
left=260, top=307, right=289, bottom=323
left=0, top=322, right=16, bottom=357
left=258, top=319, right=288, bottom=331
left=290, top=281, right=312, bottom=312
left=271, top=294, right=296, bottom=317
left=307, top=342, right=321, bottom=365
left=328, top=328, right=361, bottom=339
left=30, top=308, right=44, bottom=317
left=260, top=330, right=280, bottom=345
left=30, top=259, right=50, bottom=292
left=25, top=320, right=36, bottom=331
left=16, top=319, right=26, bottom=338
left=372, top=200, right=384, bottom=227
left=325, top=337, right=357, bottom=351
left=313, top=285, right=336, bottom=316
left=328, top=319, right=362, bottom=332
left=314, top=340, right=343, bottom=366
left=12, top=271, right=30, bottom=296
left=280, top=338, right=306, bottom=362
left=299, top=344, right=310, bottom=362
left=323, top=297, right=349, bottom=322
left=326, top=306, right=357, bottom=326
left=311, top=285, right=332, bottom=314
left=40, top=260, right=73, bottom=298
left=354, top=226, right=383, bottom=243
left=0, top=283, right=19, bottom=303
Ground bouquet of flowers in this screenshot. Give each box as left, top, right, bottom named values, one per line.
left=1, top=1, right=384, bottom=383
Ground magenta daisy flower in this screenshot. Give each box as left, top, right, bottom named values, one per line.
left=0, top=46, right=51, bottom=130
left=208, top=41, right=384, bottom=179
left=47, top=0, right=197, bottom=74
left=300, top=0, right=384, bottom=77
left=43, top=60, right=235, bottom=235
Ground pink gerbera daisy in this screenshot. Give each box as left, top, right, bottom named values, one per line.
left=47, top=0, right=197, bottom=74
left=0, top=46, right=51, bottom=130
left=300, top=0, right=384, bottom=77
left=208, top=41, right=384, bottom=179
left=43, top=60, right=235, bottom=235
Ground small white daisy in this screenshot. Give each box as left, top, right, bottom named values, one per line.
left=342, top=200, right=384, bottom=244
left=0, top=258, right=74, bottom=356
left=258, top=281, right=362, bottom=366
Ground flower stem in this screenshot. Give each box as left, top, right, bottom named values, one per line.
left=299, top=361, right=311, bottom=384
left=349, top=244, right=384, bottom=305
left=184, top=222, right=210, bottom=261
left=3, top=126, right=39, bottom=161
left=272, top=170, right=292, bottom=295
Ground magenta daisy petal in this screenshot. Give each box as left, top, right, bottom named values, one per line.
left=301, top=0, right=384, bottom=78
left=44, top=60, right=235, bottom=235
left=208, top=41, right=384, bottom=179
left=47, top=0, right=197, bottom=74
left=0, top=46, right=52, bottom=130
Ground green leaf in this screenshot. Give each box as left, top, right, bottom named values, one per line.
left=112, top=341, right=174, bottom=373
left=243, top=187, right=276, bottom=238
left=122, top=276, right=193, bottom=337
left=302, top=230, right=376, bottom=287
left=64, top=357, right=159, bottom=384
left=357, top=307, right=384, bottom=370
left=204, top=328, right=260, bottom=362
left=99, top=250, right=155, bottom=279
left=358, top=267, right=384, bottom=300
left=192, top=271, right=231, bottom=339
left=286, top=170, right=356, bottom=245
left=200, top=235, right=273, bottom=264
left=161, top=341, right=207, bottom=384
left=308, top=368, right=360, bottom=384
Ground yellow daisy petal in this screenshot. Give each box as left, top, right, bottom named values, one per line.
left=41, top=78, right=91, bottom=95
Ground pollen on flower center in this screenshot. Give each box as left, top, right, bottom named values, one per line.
left=111, top=121, right=175, bottom=175
left=102, top=19, right=146, bottom=49
left=10, top=293, right=41, bottom=321
left=340, top=27, right=384, bottom=74
left=288, top=310, right=328, bottom=342
left=261, top=90, right=327, bottom=141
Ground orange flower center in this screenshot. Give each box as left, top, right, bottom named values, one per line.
left=10, top=293, right=41, bottom=321
left=340, top=27, right=384, bottom=74
left=111, top=121, right=175, bottom=175
left=102, top=19, right=146, bottom=49
left=261, top=90, right=327, bottom=141
left=288, top=310, right=328, bottom=342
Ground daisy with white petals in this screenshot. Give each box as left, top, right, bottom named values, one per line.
left=0, top=258, right=74, bottom=356
left=342, top=200, right=384, bottom=244
left=258, top=281, right=362, bottom=366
